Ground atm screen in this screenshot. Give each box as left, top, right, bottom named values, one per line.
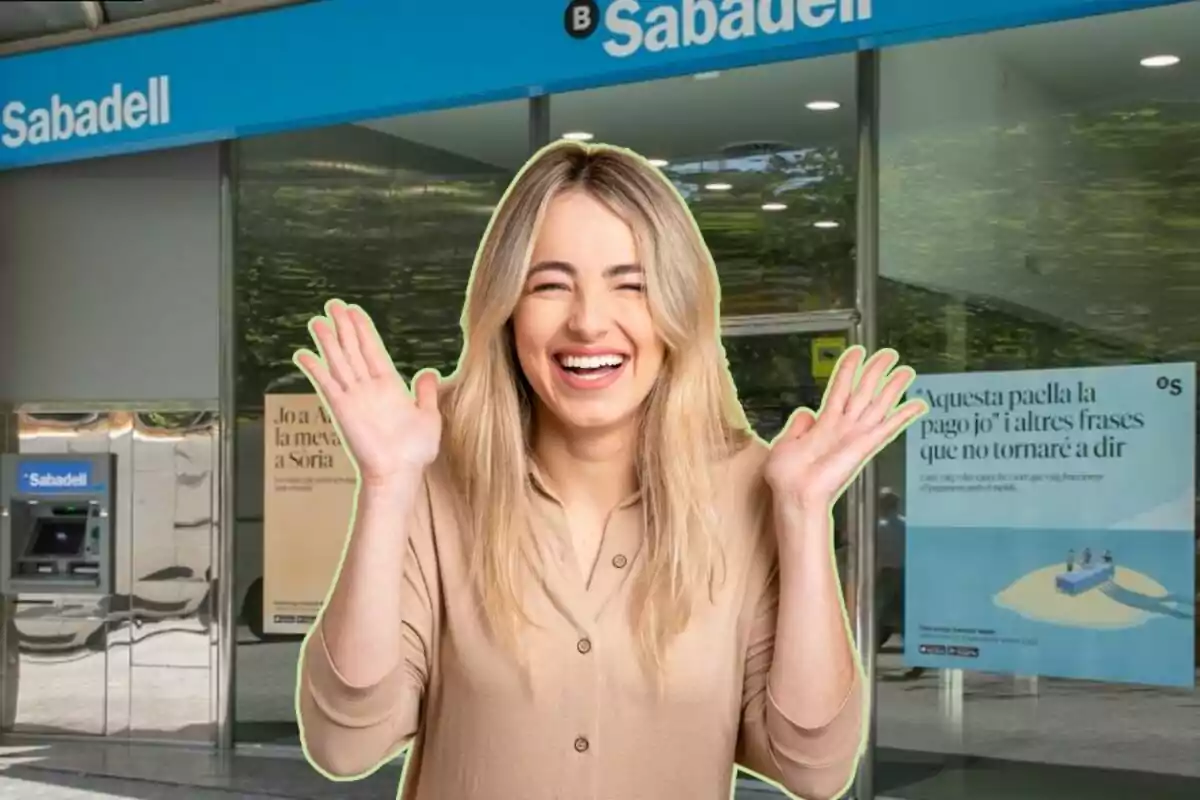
left=27, top=518, right=88, bottom=558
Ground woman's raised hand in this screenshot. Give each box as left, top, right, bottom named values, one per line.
left=294, top=300, right=443, bottom=487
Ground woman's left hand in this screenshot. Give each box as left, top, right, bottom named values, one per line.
left=765, top=346, right=927, bottom=512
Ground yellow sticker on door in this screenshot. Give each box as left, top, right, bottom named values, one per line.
left=811, top=335, right=847, bottom=379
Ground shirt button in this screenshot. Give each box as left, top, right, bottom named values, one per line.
left=612, top=554, right=628, bottom=569
left=577, top=638, right=592, bottom=654
left=574, top=736, right=590, bottom=753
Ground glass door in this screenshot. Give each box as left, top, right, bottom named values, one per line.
left=722, top=310, right=870, bottom=799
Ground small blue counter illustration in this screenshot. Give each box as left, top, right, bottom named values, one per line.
left=1056, top=563, right=1115, bottom=596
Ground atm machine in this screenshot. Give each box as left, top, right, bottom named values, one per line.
left=0, top=453, right=115, bottom=596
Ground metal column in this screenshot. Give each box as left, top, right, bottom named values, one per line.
left=529, top=95, right=551, bottom=154
left=216, top=140, right=239, bottom=752
left=852, top=47, right=882, bottom=800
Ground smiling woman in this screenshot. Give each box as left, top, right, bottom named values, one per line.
left=514, top=188, right=666, bottom=431
left=288, top=141, right=923, bottom=800
left=440, top=143, right=745, bottom=667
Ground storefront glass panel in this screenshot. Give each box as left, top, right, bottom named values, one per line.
left=551, top=56, right=858, bottom=317
left=876, top=4, right=1200, bottom=798
left=231, top=101, right=527, bottom=744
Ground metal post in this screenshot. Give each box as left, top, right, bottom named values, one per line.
left=216, top=140, right=239, bottom=752
left=939, top=669, right=965, bottom=749
left=852, top=47, right=881, bottom=800
left=529, top=95, right=551, bottom=154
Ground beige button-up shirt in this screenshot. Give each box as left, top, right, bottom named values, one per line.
left=297, top=440, right=865, bottom=800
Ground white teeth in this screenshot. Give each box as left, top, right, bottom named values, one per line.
left=560, top=354, right=625, bottom=370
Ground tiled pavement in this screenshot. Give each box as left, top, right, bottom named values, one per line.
left=0, top=742, right=403, bottom=800
left=0, top=742, right=792, bottom=800
left=2, top=741, right=1200, bottom=800
left=0, top=773, right=281, bottom=799
left=2, top=625, right=1196, bottom=799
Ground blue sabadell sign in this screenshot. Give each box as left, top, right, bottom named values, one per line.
left=0, top=0, right=1188, bottom=170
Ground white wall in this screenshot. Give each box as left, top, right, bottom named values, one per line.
left=0, top=144, right=222, bottom=403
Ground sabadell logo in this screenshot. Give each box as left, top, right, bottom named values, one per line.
left=2, top=76, right=171, bottom=149
left=24, top=471, right=89, bottom=489
left=565, top=0, right=874, bottom=58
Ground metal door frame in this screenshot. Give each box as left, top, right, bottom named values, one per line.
left=721, top=305, right=875, bottom=800
left=729, top=48, right=883, bottom=800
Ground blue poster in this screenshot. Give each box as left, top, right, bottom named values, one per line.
left=902, top=362, right=1196, bottom=687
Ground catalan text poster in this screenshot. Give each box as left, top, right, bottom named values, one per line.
left=903, top=363, right=1196, bottom=687
left=262, top=394, right=356, bottom=635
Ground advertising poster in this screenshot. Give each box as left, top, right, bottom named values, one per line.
left=903, top=363, right=1196, bottom=687
left=262, top=394, right=356, bottom=635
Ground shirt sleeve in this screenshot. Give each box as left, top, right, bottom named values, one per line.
left=735, top=547, right=867, bottom=800
left=296, top=475, right=441, bottom=779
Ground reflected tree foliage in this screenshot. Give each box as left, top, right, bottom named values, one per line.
left=235, top=103, right=1199, bottom=433
left=236, top=155, right=507, bottom=410
left=667, top=145, right=857, bottom=316
left=723, top=333, right=830, bottom=442
left=234, top=132, right=856, bottom=417
left=880, top=102, right=1200, bottom=374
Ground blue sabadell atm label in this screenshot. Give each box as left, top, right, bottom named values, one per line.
left=17, top=460, right=103, bottom=493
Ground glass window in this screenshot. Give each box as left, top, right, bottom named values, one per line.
left=551, top=56, right=858, bottom=316
left=552, top=58, right=857, bottom=799
left=232, top=100, right=528, bottom=745
left=723, top=328, right=854, bottom=590
left=878, top=4, right=1200, bottom=798
left=554, top=59, right=858, bottom=800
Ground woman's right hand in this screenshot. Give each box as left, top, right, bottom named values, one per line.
left=294, top=300, right=442, bottom=487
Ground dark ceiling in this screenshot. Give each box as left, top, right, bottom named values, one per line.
left=0, top=0, right=302, bottom=52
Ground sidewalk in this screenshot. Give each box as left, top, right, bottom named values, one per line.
left=0, top=741, right=402, bottom=800
left=3, top=739, right=1199, bottom=800
left=0, top=741, right=795, bottom=799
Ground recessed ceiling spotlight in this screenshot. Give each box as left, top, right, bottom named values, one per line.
left=762, top=202, right=788, bottom=211
left=705, top=182, right=733, bottom=191
left=561, top=131, right=594, bottom=141
left=1140, top=54, right=1180, bottom=68
left=814, top=220, right=840, bottom=229
left=694, top=71, right=721, bottom=80
left=648, top=158, right=669, bottom=168
left=806, top=100, right=841, bottom=111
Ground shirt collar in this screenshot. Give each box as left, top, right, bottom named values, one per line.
left=526, top=457, right=642, bottom=510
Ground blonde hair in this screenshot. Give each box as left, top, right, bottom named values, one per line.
left=440, top=140, right=750, bottom=675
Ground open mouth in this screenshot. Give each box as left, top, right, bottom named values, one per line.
left=554, top=353, right=628, bottom=382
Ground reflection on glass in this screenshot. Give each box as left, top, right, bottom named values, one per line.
left=235, top=113, right=523, bottom=407
left=552, top=56, right=858, bottom=315
left=6, top=407, right=217, bottom=741
left=877, top=4, right=1200, bottom=798
left=724, top=331, right=831, bottom=442
left=233, top=103, right=526, bottom=746
left=723, top=330, right=852, bottom=604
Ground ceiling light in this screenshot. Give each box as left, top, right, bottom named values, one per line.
left=561, top=131, right=594, bottom=141
left=705, top=182, right=732, bottom=191
left=1140, top=54, right=1180, bottom=68
left=806, top=100, right=841, bottom=111
left=648, top=158, right=669, bottom=168
left=694, top=71, right=721, bottom=80
left=762, top=202, right=787, bottom=211
left=814, top=220, right=840, bottom=229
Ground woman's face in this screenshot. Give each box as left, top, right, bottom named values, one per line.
left=512, top=189, right=666, bottom=435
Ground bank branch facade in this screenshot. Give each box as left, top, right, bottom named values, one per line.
left=0, top=1, right=1197, bottom=799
